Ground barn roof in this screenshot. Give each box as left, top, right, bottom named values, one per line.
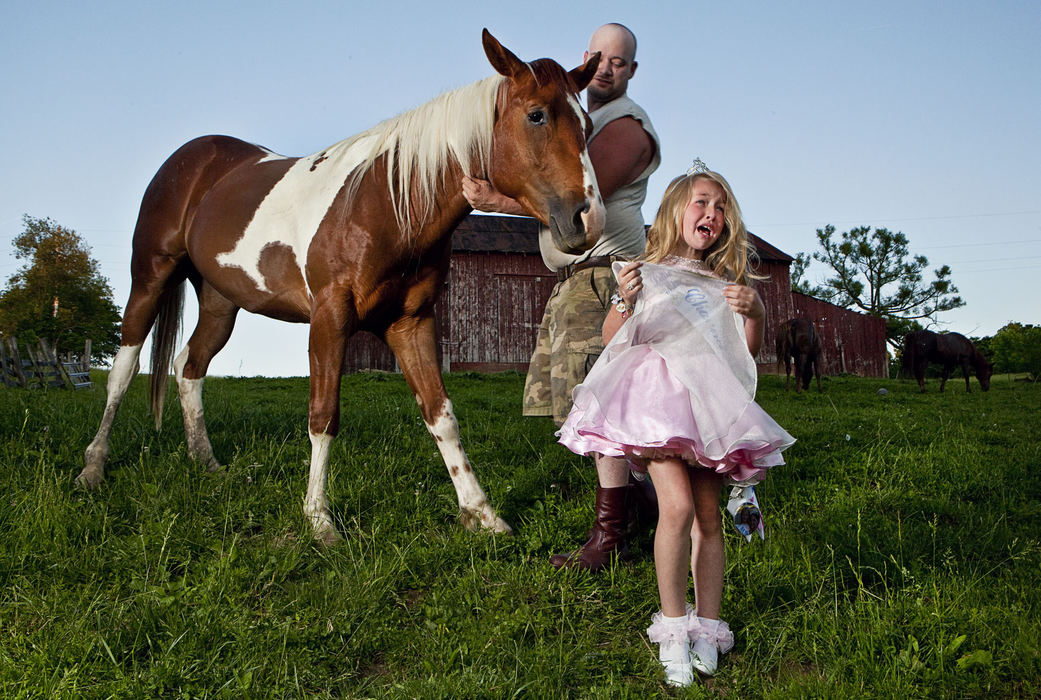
left=454, top=214, right=794, bottom=263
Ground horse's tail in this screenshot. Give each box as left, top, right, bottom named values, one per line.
left=149, top=282, right=185, bottom=430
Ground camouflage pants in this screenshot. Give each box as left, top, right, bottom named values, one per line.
left=522, top=266, right=619, bottom=426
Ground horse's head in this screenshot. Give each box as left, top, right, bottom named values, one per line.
left=974, top=351, right=993, bottom=391
left=482, top=30, right=605, bottom=254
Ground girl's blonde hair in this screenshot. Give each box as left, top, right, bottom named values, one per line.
left=644, top=171, right=760, bottom=285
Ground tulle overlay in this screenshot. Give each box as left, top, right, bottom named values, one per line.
left=557, top=262, right=794, bottom=484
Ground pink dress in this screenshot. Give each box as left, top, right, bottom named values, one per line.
left=557, top=257, right=794, bottom=484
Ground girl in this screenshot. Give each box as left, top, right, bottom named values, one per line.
left=557, top=166, right=795, bottom=685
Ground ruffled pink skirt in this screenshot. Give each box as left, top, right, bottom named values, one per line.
left=557, top=346, right=793, bottom=484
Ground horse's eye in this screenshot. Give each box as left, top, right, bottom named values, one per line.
left=527, top=110, right=546, bottom=125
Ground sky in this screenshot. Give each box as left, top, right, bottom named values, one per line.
left=2, top=1, right=1039, bottom=377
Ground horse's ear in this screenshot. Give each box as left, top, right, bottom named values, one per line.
left=483, top=29, right=526, bottom=78
left=569, top=51, right=600, bottom=91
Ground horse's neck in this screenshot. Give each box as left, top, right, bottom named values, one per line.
left=410, top=159, right=472, bottom=249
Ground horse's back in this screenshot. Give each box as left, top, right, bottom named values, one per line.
left=133, top=136, right=274, bottom=247
left=936, top=332, right=973, bottom=360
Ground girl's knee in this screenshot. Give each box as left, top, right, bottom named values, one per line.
left=692, top=504, right=723, bottom=538
left=658, top=495, right=696, bottom=532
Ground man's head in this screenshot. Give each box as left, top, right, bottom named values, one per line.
left=584, top=23, right=638, bottom=107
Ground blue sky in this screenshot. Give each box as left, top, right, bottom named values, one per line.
left=2, top=1, right=1038, bottom=376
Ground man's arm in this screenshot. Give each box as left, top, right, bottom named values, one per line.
left=586, top=116, right=655, bottom=200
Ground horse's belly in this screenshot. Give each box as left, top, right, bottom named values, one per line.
left=194, top=243, right=312, bottom=322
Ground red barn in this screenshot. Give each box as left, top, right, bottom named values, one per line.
left=342, top=214, right=888, bottom=377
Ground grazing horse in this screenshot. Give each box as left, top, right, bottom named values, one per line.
left=776, top=317, right=822, bottom=392
left=902, top=330, right=992, bottom=393
left=78, top=30, right=606, bottom=544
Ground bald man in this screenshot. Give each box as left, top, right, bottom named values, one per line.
left=464, top=23, right=660, bottom=571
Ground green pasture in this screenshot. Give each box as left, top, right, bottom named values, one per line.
left=1, top=370, right=1038, bottom=697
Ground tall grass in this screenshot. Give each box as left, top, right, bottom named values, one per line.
left=1, top=371, right=1038, bottom=697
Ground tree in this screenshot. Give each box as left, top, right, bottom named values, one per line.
left=0, top=215, right=121, bottom=362
left=789, top=252, right=823, bottom=296
left=989, top=323, right=1041, bottom=380
left=803, top=224, right=964, bottom=349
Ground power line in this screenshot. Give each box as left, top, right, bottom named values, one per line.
left=752, top=210, right=1041, bottom=228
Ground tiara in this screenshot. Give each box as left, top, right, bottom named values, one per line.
left=686, top=157, right=709, bottom=175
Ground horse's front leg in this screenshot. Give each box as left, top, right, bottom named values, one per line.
left=385, top=313, right=511, bottom=534
left=303, top=294, right=351, bottom=545
left=939, top=365, right=951, bottom=392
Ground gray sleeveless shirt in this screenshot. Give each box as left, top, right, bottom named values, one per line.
left=539, top=94, right=661, bottom=271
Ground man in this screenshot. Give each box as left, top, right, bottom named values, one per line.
left=463, top=23, right=660, bottom=570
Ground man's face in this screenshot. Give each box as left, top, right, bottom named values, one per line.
left=584, top=29, right=636, bottom=104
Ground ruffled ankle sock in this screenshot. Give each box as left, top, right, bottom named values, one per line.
left=647, top=608, right=694, bottom=687
left=689, top=616, right=735, bottom=677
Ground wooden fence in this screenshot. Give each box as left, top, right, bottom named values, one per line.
left=0, top=335, right=92, bottom=389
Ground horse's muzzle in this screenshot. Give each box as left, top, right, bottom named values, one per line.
left=548, top=195, right=604, bottom=254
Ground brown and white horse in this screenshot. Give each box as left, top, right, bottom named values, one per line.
left=78, top=30, right=605, bottom=544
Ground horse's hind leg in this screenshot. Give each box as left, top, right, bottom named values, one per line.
left=79, top=266, right=185, bottom=487
left=386, top=313, right=511, bottom=534
left=79, top=343, right=143, bottom=488
left=174, top=281, right=240, bottom=471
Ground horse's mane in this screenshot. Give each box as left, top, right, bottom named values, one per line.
left=338, top=75, right=505, bottom=237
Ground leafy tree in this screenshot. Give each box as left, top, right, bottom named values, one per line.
left=0, top=215, right=121, bottom=362
left=790, top=252, right=824, bottom=296
left=803, top=224, right=964, bottom=349
left=990, top=323, right=1041, bottom=380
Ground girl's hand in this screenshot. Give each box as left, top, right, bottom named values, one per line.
left=617, top=261, right=643, bottom=305
left=723, top=284, right=765, bottom=320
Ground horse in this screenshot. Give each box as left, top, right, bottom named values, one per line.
left=775, top=317, right=822, bottom=392
left=77, top=30, right=606, bottom=545
left=902, top=330, right=992, bottom=393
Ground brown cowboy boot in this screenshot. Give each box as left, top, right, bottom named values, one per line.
left=627, top=468, right=658, bottom=532
left=549, top=485, right=630, bottom=570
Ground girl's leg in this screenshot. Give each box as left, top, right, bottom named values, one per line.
left=647, top=458, right=695, bottom=617
left=689, top=468, right=725, bottom=619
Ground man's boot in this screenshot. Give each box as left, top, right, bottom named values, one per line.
left=627, top=468, right=658, bottom=531
left=549, top=485, right=630, bottom=571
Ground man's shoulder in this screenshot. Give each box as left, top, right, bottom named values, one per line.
left=591, top=95, right=657, bottom=139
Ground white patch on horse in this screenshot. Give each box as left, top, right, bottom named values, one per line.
left=304, top=431, right=338, bottom=541
left=256, top=147, right=289, bottom=164
left=425, top=400, right=511, bottom=533
left=173, top=346, right=217, bottom=468
left=80, top=344, right=142, bottom=485
left=567, top=94, right=605, bottom=234
left=216, top=133, right=379, bottom=295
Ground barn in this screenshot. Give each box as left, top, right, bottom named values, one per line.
left=342, top=214, right=888, bottom=377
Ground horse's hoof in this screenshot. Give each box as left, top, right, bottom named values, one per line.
left=205, top=460, right=224, bottom=473
left=313, top=527, right=344, bottom=547
left=74, top=469, right=104, bottom=489
left=460, top=508, right=513, bottom=534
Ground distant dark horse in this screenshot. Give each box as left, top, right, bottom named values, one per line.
left=776, top=318, right=822, bottom=392
left=902, top=330, right=992, bottom=393
left=77, top=31, right=606, bottom=544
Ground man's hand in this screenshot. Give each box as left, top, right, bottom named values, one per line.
left=461, top=176, right=527, bottom=215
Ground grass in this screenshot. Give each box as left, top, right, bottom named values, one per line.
left=1, top=369, right=1039, bottom=697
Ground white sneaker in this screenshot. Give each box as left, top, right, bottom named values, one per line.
left=689, top=616, right=734, bottom=677
left=647, top=610, right=694, bottom=687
